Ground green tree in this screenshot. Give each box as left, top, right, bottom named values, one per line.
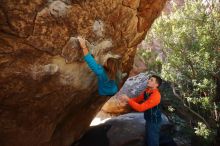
left=143, top=0, right=220, bottom=143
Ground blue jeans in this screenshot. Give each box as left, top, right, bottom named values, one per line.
left=145, top=121, right=161, bottom=146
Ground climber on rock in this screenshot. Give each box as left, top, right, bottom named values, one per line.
left=78, top=36, right=123, bottom=96
left=120, top=75, right=162, bottom=146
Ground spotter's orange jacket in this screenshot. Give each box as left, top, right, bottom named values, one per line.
left=128, top=87, right=161, bottom=112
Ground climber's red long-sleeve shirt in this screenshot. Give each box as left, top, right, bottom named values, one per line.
left=128, top=87, right=161, bottom=112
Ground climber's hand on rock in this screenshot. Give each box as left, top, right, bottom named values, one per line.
left=77, top=36, right=87, bottom=49
left=78, top=36, right=89, bottom=55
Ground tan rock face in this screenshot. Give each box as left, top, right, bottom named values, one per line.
left=0, top=0, right=167, bottom=146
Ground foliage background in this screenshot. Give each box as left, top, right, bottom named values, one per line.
left=137, top=0, right=220, bottom=144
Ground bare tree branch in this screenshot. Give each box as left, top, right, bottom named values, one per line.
left=171, top=83, right=210, bottom=128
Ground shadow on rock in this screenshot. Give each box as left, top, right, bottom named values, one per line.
left=72, top=124, right=111, bottom=146
left=72, top=113, right=177, bottom=146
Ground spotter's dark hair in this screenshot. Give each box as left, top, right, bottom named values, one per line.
left=150, top=75, right=162, bottom=87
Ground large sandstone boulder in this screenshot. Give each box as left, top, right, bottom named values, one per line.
left=0, top=0, right=167, bottom=145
